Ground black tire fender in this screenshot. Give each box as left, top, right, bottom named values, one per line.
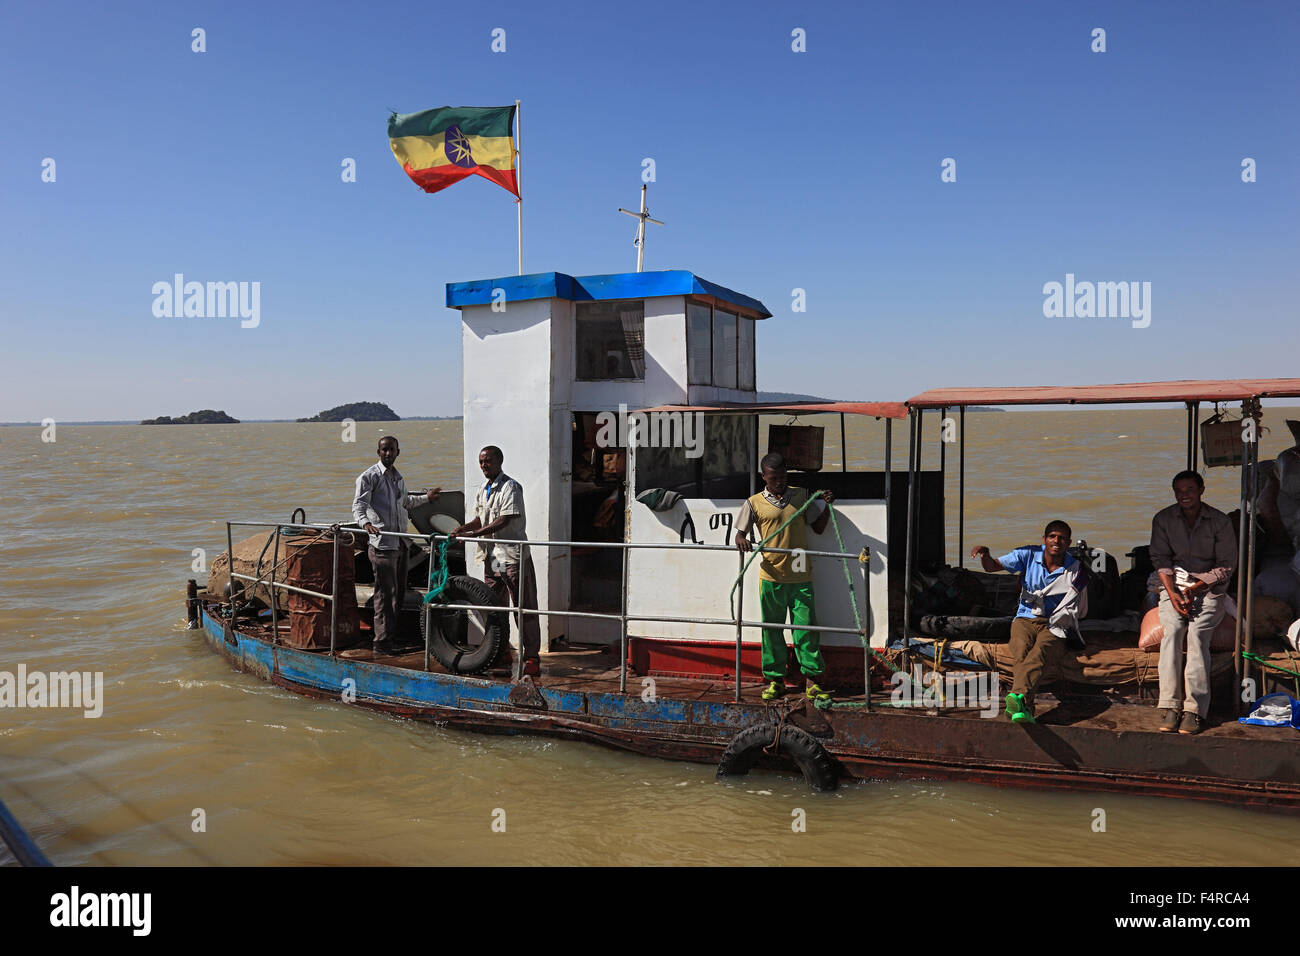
left=918, top=614, right=1013, bottom=640
left=716, top=723, right=839, bottom=792
left=418, top=575, right=509, bottom=675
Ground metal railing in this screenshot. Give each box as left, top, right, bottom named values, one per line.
left=222, top=520, right=876, bottom=704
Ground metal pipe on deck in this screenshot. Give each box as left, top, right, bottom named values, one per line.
left=409, top=599, right=872, bottom=635
left=861, top=546, right=872, bottom=706
left=734, top=549, right=744, bottom=703
left=269, top=526, right=280, bottom=645
left=226, top=521, right=235, bottom=601
left=229, top=573, right=331, bottom=601
left=620, top=539, right=630, bottom=694
left=248, top=522, right=866, bottom=559
left=218, top=522, right=875, bottom=676
left=329, top=529, right=339, bottom=658
left=424, top=533, right=434, bottom=672
left=516, top=544, right=529, bottom=681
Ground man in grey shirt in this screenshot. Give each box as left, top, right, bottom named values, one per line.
left=353, top=436, right=440, bottom=653
left=1150, top=469, right=1237, bottom=735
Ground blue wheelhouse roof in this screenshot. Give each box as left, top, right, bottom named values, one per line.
left=445, top=270, right=771, bottom=318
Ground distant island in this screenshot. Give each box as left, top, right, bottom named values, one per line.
left=297, top=401, right=400, bottom=423
left=141, top=409, right=239, bottom=425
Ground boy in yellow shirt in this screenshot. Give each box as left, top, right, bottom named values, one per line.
left=734, top=453, right=835, bottom=703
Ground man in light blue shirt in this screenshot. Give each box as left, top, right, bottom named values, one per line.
left=352, top=436, right=439, bottom=653
left=971, top=520, right=1089, bottom=723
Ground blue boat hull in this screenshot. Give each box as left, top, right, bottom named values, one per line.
left=200, top=608, right=1300, bottom=810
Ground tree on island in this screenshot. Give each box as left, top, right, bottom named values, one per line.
left=297, top=401, right=400, bottom=423
left=141, top=409, right=239, bottom=425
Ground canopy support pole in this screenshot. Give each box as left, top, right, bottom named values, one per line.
left=1242, top=400, right=1261, bottom=698
left=1232, top=400, right=1253, bottom=715
left=939, top=406, right=947, bottom=564
left=902, top=409, right=919, bottom=662
left=958, top=405, right=966, bottom=569
left=1192, top=401, right=1201, bottom=472
left=884, top=417, right=892, bottom=508
left=840, top=413, right=847, bottom=472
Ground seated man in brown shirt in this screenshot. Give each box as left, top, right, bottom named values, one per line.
left=1150, top=470, right=1238, bottom=735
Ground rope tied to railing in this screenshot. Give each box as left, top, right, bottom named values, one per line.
left=421, top=536, right=451, bottom=604
left=1242, top=649, right=1300, bottom=681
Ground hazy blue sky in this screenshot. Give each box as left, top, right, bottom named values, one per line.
left=2, top=0, right=1296, bottom=421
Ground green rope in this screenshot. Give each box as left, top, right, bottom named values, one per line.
left=728, top=490, right=826, bottom=620
left=1243, top=650, right=1300, bottom=680
left=421, top=537, right=451, bottom=605
left=825, top=506, right=864, bottom=645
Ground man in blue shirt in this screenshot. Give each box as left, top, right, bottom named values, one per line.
left=971, top=520, right=1088, bottom=723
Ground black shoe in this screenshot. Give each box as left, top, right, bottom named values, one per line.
left=371, top=640, right=395, bottom=656
left=1178, top=711, right=1204, bottom=735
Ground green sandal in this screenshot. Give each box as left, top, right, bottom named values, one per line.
left=805, top=682, right=833, bottom=710
left=761, top=681, right=787, bottom=701
left=1006, top=692, right=1036, bottom=724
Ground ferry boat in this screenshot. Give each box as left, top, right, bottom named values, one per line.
left=192, top=269, right=1300, bottom=810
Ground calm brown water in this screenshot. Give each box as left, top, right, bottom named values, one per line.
left=2, top=410, right=1298, bottom=866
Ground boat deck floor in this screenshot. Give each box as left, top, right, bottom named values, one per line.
left=321, top=640, right=1298, bottom=742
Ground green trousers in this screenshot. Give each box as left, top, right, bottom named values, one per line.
left=759, top=579, right=824, bottom=681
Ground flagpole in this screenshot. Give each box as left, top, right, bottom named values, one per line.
left=515, top=98, right=522, bottom=275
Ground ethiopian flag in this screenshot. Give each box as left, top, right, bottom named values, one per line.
left=388, top=105, right=518, bottom=198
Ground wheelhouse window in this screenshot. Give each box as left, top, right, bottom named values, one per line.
left=686, top=299, right=756, bottom=392
left=687, top=302, right=712, bottom=385
left=576, top=300, right=645, bottom=381
left=738, top=316, right=755, bottom=390
left=636, top=414, right=754, bottom=499
left=712, top=309, right=738, bottom=388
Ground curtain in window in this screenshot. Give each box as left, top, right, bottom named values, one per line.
left=620, top=309, right=645, bottom=378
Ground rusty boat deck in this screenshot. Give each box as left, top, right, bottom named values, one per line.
left=201, top=605, right=1300, bottom=812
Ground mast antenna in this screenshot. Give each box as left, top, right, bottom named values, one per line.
left=617, top=184, right=664, bottom=272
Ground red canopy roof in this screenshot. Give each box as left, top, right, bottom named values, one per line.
left=906, top=379, right=1300, bottom=409
left=636, top=400, right=908, bottom=419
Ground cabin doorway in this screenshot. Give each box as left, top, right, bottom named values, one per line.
left=568, top=412, right=625, bottom=643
